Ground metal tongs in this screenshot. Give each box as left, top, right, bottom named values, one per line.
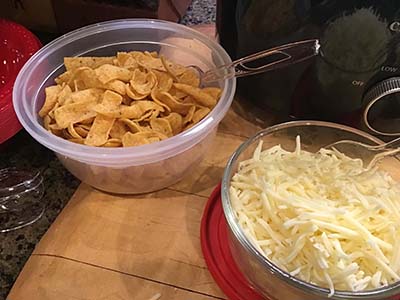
left=326, top=136, right=400, bottom=169
left=193, top=39, right=320, bottom=84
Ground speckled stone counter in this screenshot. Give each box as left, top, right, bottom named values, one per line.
left=0, top=131, right=80, bottom=300
left=0, top=1, right=216, bottom=299
left=181, top=0, right=217, bottom=25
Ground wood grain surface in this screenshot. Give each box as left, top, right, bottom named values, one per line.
left=7, top=105, right=263, bottom=300
left=7, top=24, right=273, bottom=300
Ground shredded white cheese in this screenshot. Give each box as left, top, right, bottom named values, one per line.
left=230, top=136, right=400, bottom=296
left=148, top=293, right=161, bottom=300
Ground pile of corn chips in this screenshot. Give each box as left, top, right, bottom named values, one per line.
left=39, top=51, right=222, bottom=147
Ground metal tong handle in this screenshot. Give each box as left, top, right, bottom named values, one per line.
left=384, top=136, right=400, bottom=149
left=202, top=39, right=320, bottom=83
left=367, top=138, right=400, bottom=169
left=370, top=136, right=400, bottom=151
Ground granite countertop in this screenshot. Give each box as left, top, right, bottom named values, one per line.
left=0, top=1, right=216, bottom=298
left=0, top=132, right=80, bottom=299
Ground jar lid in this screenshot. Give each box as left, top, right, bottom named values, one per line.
left=200, top=184, right=265, bottom=300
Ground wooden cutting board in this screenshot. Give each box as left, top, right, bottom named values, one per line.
left=7, top=105, right=274, bottom=300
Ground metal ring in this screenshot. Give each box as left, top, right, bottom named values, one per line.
left=363, top=77, right=400, bottom=137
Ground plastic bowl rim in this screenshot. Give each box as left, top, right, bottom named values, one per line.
left=13, top=18, right=236, bottom=165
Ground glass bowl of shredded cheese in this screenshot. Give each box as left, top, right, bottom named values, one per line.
left=222, top=120, right=400, bottom=300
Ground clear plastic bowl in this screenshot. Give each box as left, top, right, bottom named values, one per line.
left=13, top=19, right=236, bottom=194
left=222, top=121, right=400, bottom=300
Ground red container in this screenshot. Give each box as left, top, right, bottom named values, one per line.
left=0, top=19, right=41, bottom=144
left=201, top=184, right=265, bottom=300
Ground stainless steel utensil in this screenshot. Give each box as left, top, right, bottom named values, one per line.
left=326, top=136, right=400, bottom=169
left=192, top=39, right=320, bottom=84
